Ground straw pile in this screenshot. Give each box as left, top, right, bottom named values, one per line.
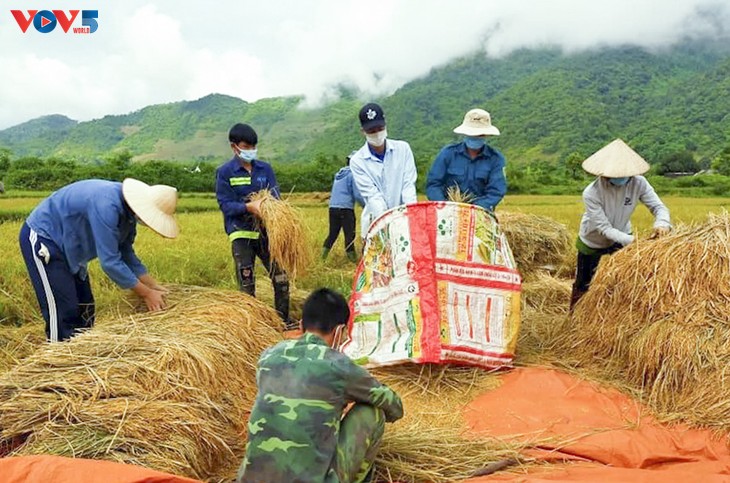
left=372, top=364, right=530, bottom=482
left=249, top=190, right=313, bottom=280
left=0, top=323, right=45, bottom=374
left=498, top=212, right=572, bottom=280
left=0, top=286, right=281, bottom=480
left=521, top=273, right=572, bottom=315
left=0, top=285, right=548, bottom=481
left=376, top=421, right=525, bottom=482
left=563, top=212, right=730, bottom=430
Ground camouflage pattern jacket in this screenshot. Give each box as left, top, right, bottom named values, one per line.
left=238, top=332, right=404, bottom=482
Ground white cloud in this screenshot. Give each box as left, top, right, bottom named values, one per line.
left=0, top=0, right=727, bottom=130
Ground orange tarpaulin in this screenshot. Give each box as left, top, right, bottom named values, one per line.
left=463, top=367, right=730, bottom=482
left=0, top=455, right=202, bottom=483
left=4, top=368, right=730, bottom=483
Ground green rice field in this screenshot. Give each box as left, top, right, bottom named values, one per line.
left=0, top=192, right=727, bottom=326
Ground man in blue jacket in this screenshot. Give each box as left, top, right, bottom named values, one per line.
left=426, top=108, right=507, bottom=212
left=18, top=178, right=179, bottom=342
left=215, top=123, right=291, bottom=328
left=322, top=151, right=365, bottom=263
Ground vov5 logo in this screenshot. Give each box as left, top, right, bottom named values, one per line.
left=11, top=10, right=98, bottom=34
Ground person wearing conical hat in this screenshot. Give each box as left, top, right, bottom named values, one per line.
left=19, top=178, right=179, bottom=342
left=426, top=108, right=507, bottom=212
left=570, top=139, right=672, bottom=309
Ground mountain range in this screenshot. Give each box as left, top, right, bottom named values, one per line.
left=1, top=40, right=729, bottom=167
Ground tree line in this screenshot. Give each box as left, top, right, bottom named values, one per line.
left=1, top=146, right=730, bottom=197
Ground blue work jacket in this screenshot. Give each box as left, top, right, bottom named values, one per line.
left=215, top=157, right=280, bottom=240
left=426, top=142, right=507, bottom=212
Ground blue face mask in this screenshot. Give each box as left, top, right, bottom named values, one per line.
left=464, top=136, right=486, bottom=150
left=237, top=148, right=257, bottom=162
left=609, top=177, right=630, bottom=186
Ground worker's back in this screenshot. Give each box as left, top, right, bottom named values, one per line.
left=239, top=332, right=402, bottom=483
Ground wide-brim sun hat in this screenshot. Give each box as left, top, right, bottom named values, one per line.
left=122, top=178, right=179, bottom=238
left=453, top=108, right=500, bottom=136
left=582, top=139, right=650, bottom=178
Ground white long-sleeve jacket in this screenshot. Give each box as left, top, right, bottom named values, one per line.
left=579, top=176, right=671, bottom=249
left=350, top=139, right=418, bottom=237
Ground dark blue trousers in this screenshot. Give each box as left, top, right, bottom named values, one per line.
left=18, top=222, right=95, bottom=342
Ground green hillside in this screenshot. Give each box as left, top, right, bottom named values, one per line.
left=1, top=41, right=729, bottom=168
left=0, top=115, right=78, bottom=154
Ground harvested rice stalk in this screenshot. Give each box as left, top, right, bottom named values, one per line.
left=514, top=307, right=575, bottom=368
left=0, top=323, right=45, bottom=374
left=374, top=363, right=501, bottom=431
left=375, top=363, right=500, bottom=403
left=1, top=286, right=555, bottom=481
left=376, top=421, right=527, bottom=483
left=249, top=190, right=313, bottom=280
left=370, top=364, right=529, bottom=481
left=498, top=212, right=572, bottom=280
left=446, top=186, right=476, bottom=204
left=559, top=212, right=730, bottom=434
left=521, top=273, right=571, bottom=314
left=0, top=285, right=281, bottom=481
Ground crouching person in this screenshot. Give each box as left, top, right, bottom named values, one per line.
left=237, top=288, right=404, bottom=483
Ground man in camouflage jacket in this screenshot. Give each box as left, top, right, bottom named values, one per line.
left=237, top=288, right=404, bottom=483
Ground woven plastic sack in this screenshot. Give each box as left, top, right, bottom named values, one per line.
left=341, top=201, right=521, bottom=369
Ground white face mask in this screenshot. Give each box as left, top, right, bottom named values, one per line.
left=365, top=129, right=387, bottom=147
left=237, top=148, right=257, bottom=162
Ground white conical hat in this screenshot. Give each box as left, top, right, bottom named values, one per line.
left=122, top=178, right=179, bottom=238
left=582, top=139, right=650, bottom=177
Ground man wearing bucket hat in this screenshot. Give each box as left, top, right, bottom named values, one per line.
left=426, top=108, right=507, bottom=212
left=18, top=178, right=179, bottom=342
left=322, top=150, right=365, bottom=263
left=349, top=102, right=418, bottom=239
left=570, top=139, right=672, bottom=309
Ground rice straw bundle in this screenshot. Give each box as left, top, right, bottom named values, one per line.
left=0, top=323, right=45, bottom=374
left=1, top=286, right=548, bottom=481
left=521, top=273, right=572, bottom=315
left=374, top=364, right=501, bottom=420
left=249, top=190, right=313, bottom=280
left=376, top=421, right=526, bottom=483
left=498, top=212, right=572, bottom=280
left=446, top=185, right=476, bottom=204
left=513, top=308, right=575, bottom=368
left=368, top=364, right=543, bottom=481
left=562, top=212, right=730, bottom=431
left=124, top=281, right=309, bottom=322
left=0, top=286, right=281, bottom=480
